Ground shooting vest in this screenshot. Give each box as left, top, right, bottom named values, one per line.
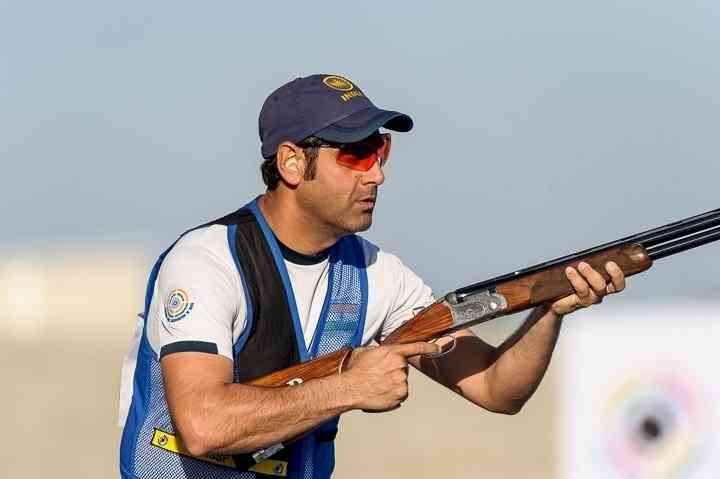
left=120, top=199, right=369, bottom=479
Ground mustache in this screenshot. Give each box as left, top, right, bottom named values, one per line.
left=358, top=188, right=378, bottom=201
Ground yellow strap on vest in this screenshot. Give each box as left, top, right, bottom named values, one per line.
left=150, top=428, right=288, bottom=477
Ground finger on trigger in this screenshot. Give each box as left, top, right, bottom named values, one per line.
left=392, top=341, right=439, bottom=358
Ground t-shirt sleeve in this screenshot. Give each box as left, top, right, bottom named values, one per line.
left=377, top=252, right=435, bottom=342
left=155, top=243, right=239, bottom=361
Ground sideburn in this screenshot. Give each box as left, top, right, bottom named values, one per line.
left=302, top=146, right=319, bottom=181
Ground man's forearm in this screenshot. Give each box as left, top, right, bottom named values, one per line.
left=177, top=373, right=356, bottom=456
left=417, top=263, right=623, bottom=414
left=484, top=305, right=563, bottom=412
left=165, top=343, right=434, bottom=457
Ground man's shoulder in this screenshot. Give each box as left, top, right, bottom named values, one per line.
left=173, top=224, right=229, bottom=253
left=161, top=224, right=234, bottom=275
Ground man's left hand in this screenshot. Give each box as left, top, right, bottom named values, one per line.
left=550, top=261, right=626, bottom=316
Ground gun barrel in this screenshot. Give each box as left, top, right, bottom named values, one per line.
left=647, top=224, right=720, bottom=260
left=454, top=207, right=720, bottom=298
left=637, top=211, right=720, bottom=248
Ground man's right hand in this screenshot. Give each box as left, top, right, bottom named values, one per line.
left=342, top=342, right=439, bottom=412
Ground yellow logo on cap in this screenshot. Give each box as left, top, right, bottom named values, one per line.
left=323, top=75, right=354, bottom=91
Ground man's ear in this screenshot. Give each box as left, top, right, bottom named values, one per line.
left=276, top=141, right=305, bottom=187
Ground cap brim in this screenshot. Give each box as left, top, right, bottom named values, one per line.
left=314, top=107, right=413, bottom=143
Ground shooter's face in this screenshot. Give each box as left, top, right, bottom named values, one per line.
left=296, top=146, right=385, bottom=235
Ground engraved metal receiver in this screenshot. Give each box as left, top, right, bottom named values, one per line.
left=443, top=289, right=508, bottom=330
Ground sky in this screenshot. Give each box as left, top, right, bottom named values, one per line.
left=2, top=0, right=720, bottom=298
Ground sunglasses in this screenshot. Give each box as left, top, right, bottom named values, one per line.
left=314, top=133, right=392, bottom=172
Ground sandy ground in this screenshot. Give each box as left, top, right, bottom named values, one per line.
left=0, top=313, right=556, bottom=479
left=335, top=361, right=557, bottom=478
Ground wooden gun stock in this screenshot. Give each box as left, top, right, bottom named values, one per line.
left=247, top=347, right=352, bottom=387
left=497, top=243, right=652, bottom=314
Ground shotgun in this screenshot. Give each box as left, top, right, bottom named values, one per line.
left=245, top=206, right=720, bottom=463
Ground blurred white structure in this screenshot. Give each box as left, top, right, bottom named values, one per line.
left=0, top=248, right=147, bottom=339
left=0, top=257, right=49, bottom=338
left=560, top=303, right=720, bottom=479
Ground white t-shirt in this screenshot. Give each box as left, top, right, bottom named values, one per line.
left=119, top=225, right=433, bottom=423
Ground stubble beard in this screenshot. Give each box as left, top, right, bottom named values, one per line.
left=300, top=193, right=374, bottom=237
left=323, top=202, right=374, bottom=236
left=353, top=207, right=373, bottom=232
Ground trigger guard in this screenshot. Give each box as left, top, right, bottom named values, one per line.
left=424, top=335, right=457, bottom=358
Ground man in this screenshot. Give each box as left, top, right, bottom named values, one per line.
left=119, top=74, right=626, bottom=479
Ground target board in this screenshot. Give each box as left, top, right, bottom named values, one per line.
left=560, top=302, right=720, bottom=479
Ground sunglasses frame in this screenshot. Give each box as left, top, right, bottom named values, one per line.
left=300, top=132, right=392, bottom=172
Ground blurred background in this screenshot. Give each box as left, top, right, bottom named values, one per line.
left=2, top=1, right=720, bottom=477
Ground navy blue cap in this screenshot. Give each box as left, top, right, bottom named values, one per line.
left=259, top=74, right=413, bottom=159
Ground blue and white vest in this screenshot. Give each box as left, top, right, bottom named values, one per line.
left=120, top=199, right=368, bottom=479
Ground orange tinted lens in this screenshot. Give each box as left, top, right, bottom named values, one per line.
left=336, top=134, right=391, bottom=171
left=336, top=153, right=377, bottom=171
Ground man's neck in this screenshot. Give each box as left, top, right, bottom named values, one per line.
left=257, top=192, right=341, bottom=256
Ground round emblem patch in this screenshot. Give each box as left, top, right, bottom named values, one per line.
left=165, top=289, right=194, bottom=322
left=322, top=75, right=354, bottom=91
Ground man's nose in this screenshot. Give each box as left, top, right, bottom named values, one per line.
left=363, top=159, right=385, bottom=186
